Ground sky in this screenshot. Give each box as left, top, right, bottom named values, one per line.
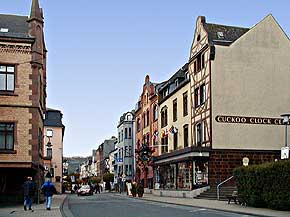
left=2, top=0, right=290, bottom=157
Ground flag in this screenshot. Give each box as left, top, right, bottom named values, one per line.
left=169, top=126, right=178, bottom=134
left=165, top=128, right=169, bottom=136
left=153, top=131, right=159, bottom=140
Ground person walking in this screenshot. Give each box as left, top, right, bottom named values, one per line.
left=41, top=179, right=57, bottom=210
left=95, top=183, right=101, bottom=194
left=22, top=176, right=35, bottom=211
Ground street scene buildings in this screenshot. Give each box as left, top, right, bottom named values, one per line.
left=0, top=0, right=290, bottom=216
left=0, top=0, right=65, bottom=203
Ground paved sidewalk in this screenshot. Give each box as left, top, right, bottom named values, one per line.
left=0, top=194, right=66, bottom=217
left=116, top=193, right=290, bottom=217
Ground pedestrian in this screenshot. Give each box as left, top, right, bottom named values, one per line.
left=41, top=179, right=57, bottom=210
left=95, top=183, right=101, bottom=194
left=22, top=176, right=35, bottom=211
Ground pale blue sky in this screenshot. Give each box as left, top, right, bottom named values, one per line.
left=2, top=1, right=290, bottom=157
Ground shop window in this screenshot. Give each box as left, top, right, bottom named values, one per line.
left=194, top=161, right=208, bottom=186
left=177, top=162, right=192, bottom=190
left=173, top=99, right=177, bottom=122
left=158, top=164, right=176, bottom=189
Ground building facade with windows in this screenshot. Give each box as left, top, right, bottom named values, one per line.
left=43, top=108, right=65, bottom=193
left=115, top=111, right=135, bottom=182
left=0, top=0, right=47, bottom=202
left=135, top=75, right=164, bottom=188
left=154, top=64, right=207, bottom=191
left=188, top=15, right=290, bottom=186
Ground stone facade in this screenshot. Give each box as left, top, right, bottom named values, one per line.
left=0, top=0, right=47, bottom=202
left=135, top=75, right=164, bottom=188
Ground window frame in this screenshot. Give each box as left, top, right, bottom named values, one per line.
left=0, top=65, right=16, bottom=92
left=200, top=83, right=206, bottom=105
left=183, top=124, right=189, bottom=148
left=173, top=132, right=178, bottom=150
left=173, top=99, right=177, bottom=122
left=183, top=91, right=188, bottom=116
left=161, top=106, right=168, bottom=128
left=0, top=122, right=15, bottom=151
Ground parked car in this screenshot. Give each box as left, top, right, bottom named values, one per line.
left=77, top=185, right=93, bottom=196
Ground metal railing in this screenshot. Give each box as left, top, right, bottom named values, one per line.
left=217, top=176, right=233, bottom=200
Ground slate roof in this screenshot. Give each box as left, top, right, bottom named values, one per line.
left=44, top=108, right=65, bottom=128
left=204, top=23, right=249, bottom=46
left=158, top=63, right=189, bottom=92
left=0, top=14, right=33, bottom=39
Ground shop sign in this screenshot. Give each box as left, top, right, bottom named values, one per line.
left=215, top=115, right=287, bottom=125
left=242, top=157, right=249, bottom=166
left=281, top=147, right=289, bottom=159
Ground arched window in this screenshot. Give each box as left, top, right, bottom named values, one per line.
left=161, top=106, right=168, bottom=128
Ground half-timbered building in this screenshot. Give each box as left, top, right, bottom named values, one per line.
left=189, top=14, right=290, bottom=187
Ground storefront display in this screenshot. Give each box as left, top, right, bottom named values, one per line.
left=154, top=158, right=209, bottom=190
left=156, top=164, right=176, bottom=190
left=177, top=162, right=192, bottom=190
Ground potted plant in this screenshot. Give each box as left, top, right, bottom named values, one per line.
left=137, top=183, right=144, bottom=198
left=131, top=182, right=137, bottom=197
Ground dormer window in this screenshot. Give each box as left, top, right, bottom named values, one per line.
left=175, top=79, right=179, bottom=87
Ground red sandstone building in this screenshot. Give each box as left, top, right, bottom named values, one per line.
left=135, top=75, right=163, bottom=188
left=0, top=0, right=47, bottom=202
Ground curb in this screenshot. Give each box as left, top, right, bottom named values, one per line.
left=114, top=194, right=274, bottom=217
left=60, top=194, right=74, bottom=217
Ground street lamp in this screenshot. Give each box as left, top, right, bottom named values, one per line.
left=280, top=114, right=290, bottom=147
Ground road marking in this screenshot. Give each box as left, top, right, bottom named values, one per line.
left=189, top=208, right=207, bottom=213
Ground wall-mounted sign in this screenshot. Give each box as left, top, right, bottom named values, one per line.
left=242, top=157, right=249, bottom=166
left=281, top=147, right=289, bottom=159
left=215, top=115, right=288, bottom=125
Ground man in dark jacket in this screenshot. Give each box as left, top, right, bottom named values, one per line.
left=41, top=179, right=57, bottom=210
left=23, top=176, right=35, bottom=211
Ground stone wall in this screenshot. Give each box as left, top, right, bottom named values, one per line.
left=208, top=149, right=279, bottom=186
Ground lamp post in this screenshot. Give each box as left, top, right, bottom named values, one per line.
left=280, top=114, right=290, bottom=147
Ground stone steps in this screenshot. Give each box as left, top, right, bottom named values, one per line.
left=196, top=186, right=237, bottom=201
